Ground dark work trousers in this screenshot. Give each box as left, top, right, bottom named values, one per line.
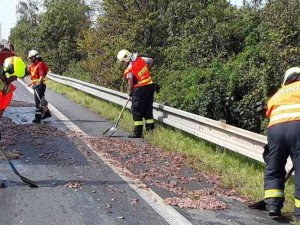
left=33, top=83, right=46, bottom=121
left=131, top=84, right=155, bottom=136
left=265, top=121, right=300, bottom=218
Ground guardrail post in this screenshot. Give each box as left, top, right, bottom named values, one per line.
left=216, top=119, right=226, bottom=153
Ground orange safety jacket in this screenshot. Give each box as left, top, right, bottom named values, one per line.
left=28, top=62, right=48, bottom=85
left=267, top=81, right=300, bottom=128
left=123, top=57, right=153, bottom=88
left=0, top=80, right=15, bottom=110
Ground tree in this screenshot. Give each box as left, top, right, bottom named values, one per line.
left=38, top=0, right=90, bottom=73
left=10, top=0, right=41, bottom=58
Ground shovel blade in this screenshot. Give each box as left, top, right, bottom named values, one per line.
left=20, top=175, right=38, bottom=188
left=103, top=126, right=117, bottom=136
left=103, top=127, right=114, bottom=135
left=108, top=128, right=117, bottom=137
left=248, top=200, right=266, bottom=210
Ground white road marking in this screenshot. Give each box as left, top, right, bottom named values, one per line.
left=18, top=79, right=193, bottom=225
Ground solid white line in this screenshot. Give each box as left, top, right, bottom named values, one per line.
left=18, top=79, right=193, bottom=225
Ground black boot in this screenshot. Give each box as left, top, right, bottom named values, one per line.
left=248, top=200, right=266, bottom=210
left=32, top=110, right=42, bottom=123
left=128, top=125, right=143, bottom=138
left=41, top=110, right=52, bottom=120
left=269, top=209, right=282, bottom=219
left=267, top=205, right=282, bottom=219
left=0, top=181, right=6, bottom=188
left=146, top=123, right=155, bottom=132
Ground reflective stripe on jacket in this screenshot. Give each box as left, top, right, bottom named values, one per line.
left=28, top=62, right=48, bottom=85
left=267, top=81, right=300, bottom=128
left=123, top=57, right=153, bottom=88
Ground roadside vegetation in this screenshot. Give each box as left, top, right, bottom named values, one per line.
left=10, top=0, right=300, bottom=222
left=48, top=80, right=295, bottom=219
left=10, top=0, right=300, bottom=134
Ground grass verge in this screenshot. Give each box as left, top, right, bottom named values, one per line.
left=47, top=80, right=295, bottom=219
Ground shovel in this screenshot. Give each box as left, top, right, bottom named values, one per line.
left=0, top=132, right=38, bottom=188
left=248, top=166, right=294, bottom=210
left=34, top=88, right=49, bottom=114
left=103, top=96, right=131, bottom=137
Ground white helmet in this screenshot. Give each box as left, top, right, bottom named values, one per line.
left=117, top=49, right=132, bottom=62
left=28, top=49, right=39, bottom=58
left=282, top=67, right=300, bottom=86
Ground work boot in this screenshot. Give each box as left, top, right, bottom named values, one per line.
left=269, top=209, right=282, bottom=219
left=128, top=133, right=142, bottom=138
left=267, top=205, right=282, bottom=219
left=41, top=110, right=52, bottom=120
left=32, top=110, right=42, bottom=123
left=248, top=200, right=266, bottom=210
left=32, top=118, right=41, bottom=123
left=128, top=125, right=143, bottom=138
left=145, top=123, right=155, bottom=133
left=0, top=181, right=5, bottom=188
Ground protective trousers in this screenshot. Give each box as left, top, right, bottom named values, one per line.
left=33, top=83, right=46, bottom=122
left=264, top=121, right=300, bottom=219
left=131, top=84, right=155, bottom=136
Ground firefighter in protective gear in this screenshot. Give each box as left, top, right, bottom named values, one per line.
left=0, top=56, right=26, bottom=118
left=117, top=49, right=155, bottom=138
left=264, top=67, right=300, bottom=220
left=27, top=50, right=51, bottom=123
left=0, top=56, right=26, bottom=188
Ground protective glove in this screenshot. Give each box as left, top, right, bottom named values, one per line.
left=0, top=74, right=7, bottom=82
left=24, top=66, right=30, bottom=77
left=32, top=84, right=39, bottom=90
left=154, top=83, right=160, bottom=93
left=7, top=76, right=17, bottom=83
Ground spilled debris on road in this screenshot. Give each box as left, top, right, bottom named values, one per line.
left=86, top=137, right=252, bottom=210
left=0, top=114, right=251, bottom=211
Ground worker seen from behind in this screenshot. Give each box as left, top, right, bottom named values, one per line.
left=0, top=56, right=27, bottom=188
left=117, top=49, right=155, bottom=138
left=27, top=50, right=51, bottom=123
left=264, top=67, right=300, bottom=221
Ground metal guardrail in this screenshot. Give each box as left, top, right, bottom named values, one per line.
left=47, top=72, right=292, bottom=168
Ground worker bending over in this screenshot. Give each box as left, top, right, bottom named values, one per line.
left=117, top=49, right=155, bottom=138
left=264, top=67, right=300, bottom=220
left=0, top=56, right=26, bottom=188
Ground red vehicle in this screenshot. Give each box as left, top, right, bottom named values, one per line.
left=0, top=40, right=15, bottom=66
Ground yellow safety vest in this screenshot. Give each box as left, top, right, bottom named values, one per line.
left=267, top=81, right=300, bottom=128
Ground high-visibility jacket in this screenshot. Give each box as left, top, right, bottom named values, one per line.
left=28, top=61, right=48, bottom=85
left=0, top=80, right=15, bottom=110
left=0, top=79, right=15, bottom=96
left=123, top=57, right=153, bottom=88
left=267, top=81, right=300, bottom=128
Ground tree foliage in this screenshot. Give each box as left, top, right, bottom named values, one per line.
left=9, top=0, right=300, bottom=133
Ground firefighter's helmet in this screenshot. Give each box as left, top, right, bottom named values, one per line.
left=282, top=67, right=300, bottom=86
left=117, top=49, right=132, bottom=63
left=28, top=50, right=39, bottom=58
left=3, top=56, right=26, bottom=78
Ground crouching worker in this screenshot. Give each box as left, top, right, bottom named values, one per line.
left=0, top=56, right=26, bottom=188
left=27, top=50, right=51, bottom=123
left=264, top=67, right=300, bottom=221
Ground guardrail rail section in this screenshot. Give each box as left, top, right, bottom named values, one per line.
left=47, top=72, right=293, bottom=169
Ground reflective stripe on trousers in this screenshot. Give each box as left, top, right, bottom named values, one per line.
left=264, top=189, right=284, bottom=199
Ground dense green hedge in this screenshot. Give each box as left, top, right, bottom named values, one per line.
left=10, top=0, right=300, bottom=133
